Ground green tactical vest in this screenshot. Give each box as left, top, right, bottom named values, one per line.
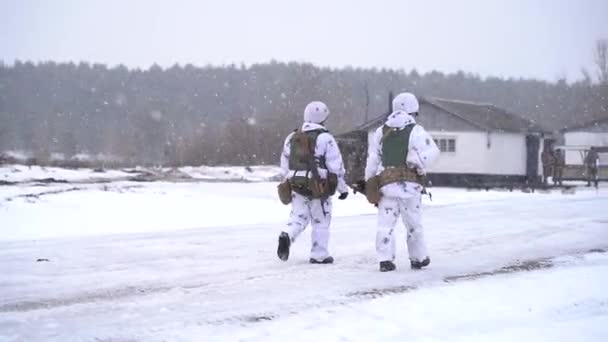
left=288, top=129, right=328, bottom=171
left=381, top=124, right=415, bottom=167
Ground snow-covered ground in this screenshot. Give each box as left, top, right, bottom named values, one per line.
left=0, top=164, right=282, bottom=184
left=220, top=252, right=608, bottom=342
left=0, top=164, right=138, bottom=183
left=1, top=167, right=607, bottom=341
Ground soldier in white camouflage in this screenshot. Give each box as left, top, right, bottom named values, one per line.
left=586, top=147, right=600, bottom=188
left=364, top=93, right=440, bottom=272
left=276, top=101, right=349, bottom=264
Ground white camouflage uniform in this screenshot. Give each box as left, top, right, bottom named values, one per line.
left=365, top=93, right=440, bottom=264
left=280, top=102, right=349, bottom=262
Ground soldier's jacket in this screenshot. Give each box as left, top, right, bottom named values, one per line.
left=586, top=150, right=600, bottom=170
left=554, top=151, right=565, bottom=167
left=541, top=150, right=556, bottom=166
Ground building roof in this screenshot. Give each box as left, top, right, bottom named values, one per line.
left=560, top=116, right=608, bottom=133
left=427, top=97, right=547, bottom=133
left=354, top=96, right=548, bottom=133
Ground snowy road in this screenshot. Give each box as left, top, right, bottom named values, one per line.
left=1, top=182, right=607, bottom=341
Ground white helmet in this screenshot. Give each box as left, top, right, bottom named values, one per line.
left=303, top=101, right=330, bottom=124
left=392, top=92, right=419, bottom=114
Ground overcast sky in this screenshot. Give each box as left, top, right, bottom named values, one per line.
left=2, top=0, right=607, bottom=81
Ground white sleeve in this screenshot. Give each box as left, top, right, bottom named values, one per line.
left=280, top=132, right=295, bottom=180
left=364, top=127, right=383, bottom=181
left=322, top=134, right=349, bottom=194
left=407, top=125, right=440, bottom=174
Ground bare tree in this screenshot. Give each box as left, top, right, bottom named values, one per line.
left=580, top=67, right=592, bottom=86
left=595, top=39, right=608, bottom=85
left=363, top=81, right=370, bottom=122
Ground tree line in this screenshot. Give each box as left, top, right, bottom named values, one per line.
left=0, top=57, right=607, bottom=166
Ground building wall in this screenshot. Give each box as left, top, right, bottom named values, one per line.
left=366, top=129, right=529, bottom=175
left=563, top=131, right=608, bottom=165
left=428, top=131, right=527, bottom=175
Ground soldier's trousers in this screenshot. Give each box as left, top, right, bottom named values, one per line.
left=282, top=193, right=332, bottom=261
left=543, top=166, right=553, bottom=183
left=553, top=167, right=563, bottom=185
left=588, top=168, right=599, bottom=187
left=376, top=194, right=428, bottom=263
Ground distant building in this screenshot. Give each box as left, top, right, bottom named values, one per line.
left=337, top=96, right=551, bottom=187
left=560, top=117, right=608, bottom=164
left=556, top=117, right=608, bottom=181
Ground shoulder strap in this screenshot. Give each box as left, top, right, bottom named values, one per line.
left=306, top=129, right=328, bottom=148
left=308, top=129, right=330, bottom=169
left=381, top=124, right=415, bottom=142
left=381, top=125, right=393, bottom=143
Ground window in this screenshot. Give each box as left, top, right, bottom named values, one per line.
left=448, top=139, right=456, bottom=152
left=433, top=137, right=456, bottom=153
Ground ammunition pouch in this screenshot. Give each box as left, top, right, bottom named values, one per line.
left=326, top=172, right=338, bottom=197
left=277, top=180, right=292, bottom=205
left=289, top=172, right=337, bottom=199
left=364, top=167, right=423, bottom=205
left=378, top=167, right=423, bottom=187
left=365, top=176, right=381, bottom=205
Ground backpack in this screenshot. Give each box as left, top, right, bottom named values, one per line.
left=288, top=129, right=327, bottom=171
left=288, top=129, right=337, bottom=199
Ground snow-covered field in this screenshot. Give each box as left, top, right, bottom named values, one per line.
left=0, top=164, right=283, bottom=184
left=1, top=167, right=607, bottom=341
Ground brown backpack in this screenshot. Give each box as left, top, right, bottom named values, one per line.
left=287, top=129, right=337, bottom=199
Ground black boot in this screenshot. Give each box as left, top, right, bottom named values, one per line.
left=309, top=256, right=334, bottom=264
left=277, top=232, right=291, bottom=261
left=379, top=261, right=396, bottom=272
left=410, top=257, right=431, bottom=270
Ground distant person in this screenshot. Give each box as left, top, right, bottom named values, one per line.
left=363, top=92, right=440, bottom=272
left=541, top=147, right=555, bottom=185
left=553, top=148, right=565, bottom=186
left=276, top=101, right=349, bottom=264
left=585, top=147, right=600, bottom=188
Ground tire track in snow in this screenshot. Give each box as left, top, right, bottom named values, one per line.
left=3, top=248, right=605, bottom=318
left=0, top=282, right=210, bottom=313
left=219, top=248, right=608, bottom=324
